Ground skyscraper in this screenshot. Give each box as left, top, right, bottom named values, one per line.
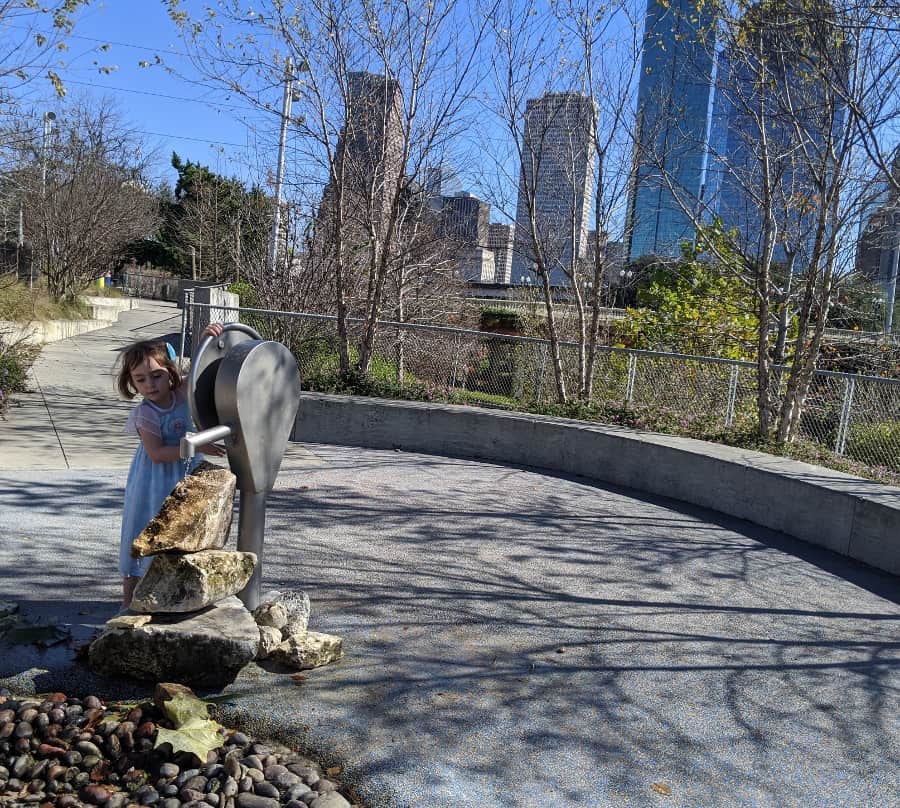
left=706, top=2, right=847, bottom=266
left=510, top=93, right=597, bottom=287
left=488, top=223, right=515, bottom=284
left=319, top=72, right=404, bottom=238
left=625, top=0, right=716, bottom=263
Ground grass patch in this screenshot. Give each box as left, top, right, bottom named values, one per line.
left=0, top=280, right=90, bottom=322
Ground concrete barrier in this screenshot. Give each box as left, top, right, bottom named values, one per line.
left=1, top=297, right=138, bottom=345
left=293, top=393, right=900, bottom=576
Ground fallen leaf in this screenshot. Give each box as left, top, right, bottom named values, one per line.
left=650, top=782, right=672, bottom=796
left=155, top=719, right=223, bottom=762
left=290, top=674, right=308, bottom=684
left=154, top=691, right=224, bottom=763
left=326, top=765, right=342, bottom=777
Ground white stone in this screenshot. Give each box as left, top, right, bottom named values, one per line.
left=272, top=631, right=343, bottom=670
left=252, top=601, right=288, bottom=629
left=88, top=596, right=259, bottom=687
left=257, top=625, right=282, bottom=659
left=131, top=551, right=257, bottom=613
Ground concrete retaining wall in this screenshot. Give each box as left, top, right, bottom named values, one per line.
left=293, top=393, right=900, bottom=576
left=0, top=297, right=138, bottom=345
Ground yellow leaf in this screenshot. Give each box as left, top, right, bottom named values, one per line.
left=155, top=718, right=223, bottom=761
left=651, top=781, right=672, bottom=796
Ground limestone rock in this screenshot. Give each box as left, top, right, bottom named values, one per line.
left=260, top=590, right=310, bottom=635
left=281, top=620, right=307, bottom=641
left=88, top=596, right=259, bottom=687
left=131, top=463, right=236, bottom=558
left=131, top=550, right=257, bottom=614
left=252, top=601, right=288, bottom=630
left=106, top=614, right=153, bottom=629
left=257, top=625, right=282, bottom=659
left=271, top=631, right=343, bottom=670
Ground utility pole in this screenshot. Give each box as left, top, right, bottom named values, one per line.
left=39, top=111, right=55, bottom=293
left=268, top=56, right=294, bottom=279
left=884, top=217, right=899, bottom=336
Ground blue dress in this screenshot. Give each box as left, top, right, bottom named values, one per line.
left=119, top=385, right=203, bottom=577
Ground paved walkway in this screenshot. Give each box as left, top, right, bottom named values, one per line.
left=1, top=302, right=898, bottom=808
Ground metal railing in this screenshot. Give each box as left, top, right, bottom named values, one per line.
left=184, top=301, right=900, bottom=476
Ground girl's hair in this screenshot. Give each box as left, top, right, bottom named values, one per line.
left=117, top=341, right=181, bottom=400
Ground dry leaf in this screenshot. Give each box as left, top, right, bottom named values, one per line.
left=326, top=765, right=342, bottom=777
left=650, top=782, right=672, bottom=796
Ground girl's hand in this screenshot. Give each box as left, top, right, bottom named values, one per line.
left=202, top=323, right=224, bottom=339
left=199, top=442, right=226, bottom=457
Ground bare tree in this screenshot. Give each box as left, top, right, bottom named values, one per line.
left=16, top=101, right=159, bottom=301
left=166, top=0, right=490, bottom=377
left=483, top=0, right=643, bottom=403
left=648, top=0, right=899, bottom=443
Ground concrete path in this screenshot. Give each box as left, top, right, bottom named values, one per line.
left=1, top=302, right=898, bottom=807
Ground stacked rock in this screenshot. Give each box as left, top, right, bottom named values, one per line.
left=89, top=464, right=261, bottom=687
left=251, top=591, right=343, bottom=671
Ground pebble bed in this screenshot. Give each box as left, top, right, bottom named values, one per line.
left=0, top=690, right=357, bottom=808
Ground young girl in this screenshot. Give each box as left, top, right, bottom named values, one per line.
left=117, top=326, right=224, bottom=607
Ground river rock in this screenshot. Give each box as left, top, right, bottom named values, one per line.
left=131, top=462, right=236, bottom=558
left=131, top=551, right=257, bottom=613
left=88, top=596, right=259, bottom=687
left=271, top=631, right=343, bottom=670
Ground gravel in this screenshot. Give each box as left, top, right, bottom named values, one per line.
left=0, top=690, right=357, bottom=808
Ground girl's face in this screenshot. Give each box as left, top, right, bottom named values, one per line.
left=130, top=356, right=174, bottom=407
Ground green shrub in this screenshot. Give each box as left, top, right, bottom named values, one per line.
left=845, top=421, right=900, bottom=472
left=0, top=334, right=38, bottom=416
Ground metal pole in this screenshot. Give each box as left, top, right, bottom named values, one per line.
left=268, top=57, right=293, bottom=278
left=237, top=489, right=268, bottom=611
left=625, top=353, right=637, bottom=405
left=884, top=229, right=899, bottom=335
left=725, top=365, right=739, bottom=427
left=835, top=377, right=855, bottom=456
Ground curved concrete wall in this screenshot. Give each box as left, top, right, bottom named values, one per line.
left=293, top=393, right=900, bottom=576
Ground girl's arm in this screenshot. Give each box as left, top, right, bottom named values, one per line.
left=137, top=428, right=182, bottom=464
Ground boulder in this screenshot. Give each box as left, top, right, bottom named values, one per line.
left=271, top=631, right=343, bottom=670
left=257, top=625, right=282, bottom=660
left=131, top=463, right=236, bottom=558
left=131, top=550, right=257, bottom=614
left=88, top=596, right=259, bottom=687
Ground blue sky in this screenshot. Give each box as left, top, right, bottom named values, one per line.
left=26, top=1, right=280, bottom=186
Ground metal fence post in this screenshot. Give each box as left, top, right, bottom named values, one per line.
left=835, top=377, right=856, bottom=456
left=178, top=288, right=194, bottom=373
left=449, top=333, right=461, bottom=390
left=534, top=343, right=548, bottom=402
left=625, top=353, right=637, bottom=405
left=725, top=365, right=739, bottom=427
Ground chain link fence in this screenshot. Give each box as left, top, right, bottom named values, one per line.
left=185, top=302, right=900, bottom=476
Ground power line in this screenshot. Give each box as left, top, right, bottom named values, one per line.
left=135, top=129, right=250, bottom=149
left=64, top=78, right=255, bottom=112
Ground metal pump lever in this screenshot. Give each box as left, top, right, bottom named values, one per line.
left=180, top=424, right=232, bottom=460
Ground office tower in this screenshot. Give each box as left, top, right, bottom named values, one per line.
left=857, top=152, right=900, bottom=290
left=438, top=192, right=490, bottom=248
left=625, top=0, right=716, bottom=262
left=706, top=3, right=846, bottom=265
left=320, top=72, right=403, bottom=238
left=510, top=93, right=597, bottom=286
left=488, top=223, right=515, bottom=284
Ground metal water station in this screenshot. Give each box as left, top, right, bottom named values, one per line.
left=180, top=323, right=302, bottom=611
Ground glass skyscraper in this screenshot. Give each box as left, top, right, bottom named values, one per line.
left=625, top=0, right=716, bottom=263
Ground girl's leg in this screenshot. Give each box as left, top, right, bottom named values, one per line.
left=123, top=576, right=141, bottom=608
